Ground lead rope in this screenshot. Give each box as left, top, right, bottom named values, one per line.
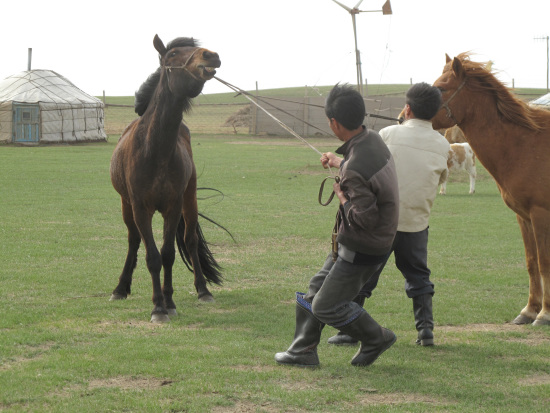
left=214, top=76, right=340, bottom=206
left=215, top=77, right=326, bottom=156
left=318, top=175, right=340, bottom=206
left=331, top=209, right=341, bottom=262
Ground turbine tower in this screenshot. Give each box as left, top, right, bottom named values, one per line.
left=332, top=0, right=392, bottom=95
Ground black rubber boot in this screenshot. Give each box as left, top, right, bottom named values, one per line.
left=275, top=295, right=325, bottom=367
left=327, top=295, right=365, bottom=346
left=337, top=311, right=396, bottom=366
left=413, top=294, right=434, bottom=346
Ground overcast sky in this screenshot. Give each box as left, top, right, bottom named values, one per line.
left=1, top=0, right=549, bottom=97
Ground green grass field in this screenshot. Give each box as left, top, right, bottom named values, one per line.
left=1, top=135, right=549, bottom=412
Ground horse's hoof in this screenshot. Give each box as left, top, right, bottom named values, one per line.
left=109, top=293, right=127, bottom=301
left=167, top=308, right=177, bottom=316
left=532, top=318, right=550, bottom=326
left=512, top=314, right=535, bottom=325
left=151, top=313, right=170, bottom=323
left=198, top=294, right=215, bottom=303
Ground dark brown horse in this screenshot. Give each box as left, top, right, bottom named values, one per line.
left=110, top=34, right=222, bottom=322
left=432, top=52, right=550, bottom=326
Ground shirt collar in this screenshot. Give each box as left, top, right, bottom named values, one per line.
left=402, top=118, right=434, bottom=129
left=335, top=125, right=367, bottom=156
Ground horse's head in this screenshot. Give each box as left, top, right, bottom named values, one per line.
left=154, top=34, right=221, bottom=98
left=431, top=53, right=468, bottom=130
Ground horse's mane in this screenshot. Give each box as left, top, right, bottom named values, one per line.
left=134, top=68, right=161, bottom=116
left=134, top=37, right=199, bottom=116
left=455, top=52, right=542, bottom=131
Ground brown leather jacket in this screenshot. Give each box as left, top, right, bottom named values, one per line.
left=335, top=127, right=399, bottom=257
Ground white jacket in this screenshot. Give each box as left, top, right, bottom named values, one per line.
left=379, top=119, right=450, bottom=232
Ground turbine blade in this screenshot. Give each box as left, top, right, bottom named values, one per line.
left=354, top=0, right=364, bottom=8
left=332, top=0, right=352, bottom=12
left=382, top=0, right=392, bottom=15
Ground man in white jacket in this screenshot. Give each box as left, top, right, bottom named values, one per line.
left=328, top=82, right=450, bottom=347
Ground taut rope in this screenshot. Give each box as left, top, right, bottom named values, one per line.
left=214, top=76, right=340, bottom=206
left=214, top=77, right=325, bottom=156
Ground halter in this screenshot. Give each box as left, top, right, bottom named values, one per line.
left=162, top=48, right=201, bottom=81
left=440, top=78, right=467, bottom=124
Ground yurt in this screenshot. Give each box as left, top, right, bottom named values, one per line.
left=530, top=92, right=550, bottom=110
left=0, top=70, right=106, bottom=144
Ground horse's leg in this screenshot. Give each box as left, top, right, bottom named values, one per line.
left=513, top=214, right=542, bottom=324
left=133, top=207, right=169, bottom=323
left=439, top=179, right=447, bottom=195
left=530, top=208, right=550, bottom=326
left=182, top=185, right=214, bottom=302
left=111, top=199, right=141, bottom=300
left=160, top=209, right=181, bottom=316
left=468, top=167, right=476, bottom=194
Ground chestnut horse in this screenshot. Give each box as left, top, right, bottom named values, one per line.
left=110, top=35, right=222, bottom=322
left=432, top=52, right=550, bottom=326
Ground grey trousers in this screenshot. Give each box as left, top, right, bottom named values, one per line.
left=304, top=253, right=384, bottom=328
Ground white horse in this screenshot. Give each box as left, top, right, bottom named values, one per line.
left=439, top=142, right=477, bottom=195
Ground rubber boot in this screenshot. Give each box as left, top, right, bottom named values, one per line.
left=413, top=294, right=434, bottom=346
left=275, top=293, right=325, bottom=367
left=327, top=295, right=365, bottom=346
left=337, top=311, right=396, bottom=366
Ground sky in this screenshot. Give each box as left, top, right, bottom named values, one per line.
left=1, top=0, right=549, bottom=97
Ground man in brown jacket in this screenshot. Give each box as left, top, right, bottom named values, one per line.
left=327, top=82, right=450, bottom=347
left=275, top=84, right=399, bottom=368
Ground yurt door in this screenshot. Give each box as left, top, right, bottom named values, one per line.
left=13, top=104, right=40, bottom=143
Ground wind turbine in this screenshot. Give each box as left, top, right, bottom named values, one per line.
left=332, top=0, right=392, bottom=96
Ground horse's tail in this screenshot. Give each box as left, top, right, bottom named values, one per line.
left=175, top=214, right=226, bottom=285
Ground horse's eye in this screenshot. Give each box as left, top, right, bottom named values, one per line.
left=170, top=52, right=177, bottom=58
left=437, top=86, right=446, bottom=93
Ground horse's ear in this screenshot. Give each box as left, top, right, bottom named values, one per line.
left=452, top=57, right=465, bottom=78
left=153, top=34, right=167, bottom=56
left=445, top=54, right=452, bottom=63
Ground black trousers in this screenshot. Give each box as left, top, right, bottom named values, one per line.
left=359, top=228, right=434, bottom=299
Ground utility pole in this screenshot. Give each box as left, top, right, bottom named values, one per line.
left=534, top=35, right=549, bottom=91
left=332, top=1, right=392, bottom=96
left=27, top=48, right=32, bottom=71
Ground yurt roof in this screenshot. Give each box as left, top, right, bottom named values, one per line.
left=530, top=92, right=550, bottom=107
left=0, top=69, right=103, bottom=107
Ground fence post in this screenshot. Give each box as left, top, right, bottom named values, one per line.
left=303, top=86, right=309, bottom=137
left=250, top=81, right=258, bottom=135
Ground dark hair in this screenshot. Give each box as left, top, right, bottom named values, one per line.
left=406, top=82, right=442, bottom=120
left=325, top=83, right=365, bottom=130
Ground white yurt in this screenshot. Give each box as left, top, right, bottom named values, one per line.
left=530, top=92, right=550, bottom=109
left=0, top=70, right=106, bottom=144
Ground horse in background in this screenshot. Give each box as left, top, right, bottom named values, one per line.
left=397, top=109, right=475, bottom=195
left=432, top=52, right=550, bottom=326
left=110, top=34, right=222, bottom=322
left=439, top=142, right=476, bottom=195
left=444, top=125, right=467, bottom=143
